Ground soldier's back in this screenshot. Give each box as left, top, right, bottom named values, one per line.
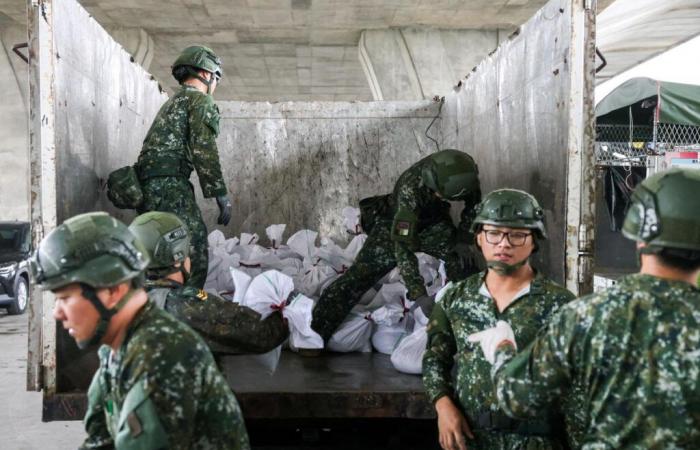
left=564, top=273, right=700, bottom=448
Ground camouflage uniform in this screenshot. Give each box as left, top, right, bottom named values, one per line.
left=492, top=274, right=700, bottom=448
left=423, top=271, right=574, bottom=449
left=311, top=156, right=480, bottom=341
left=146, top=278, right=289, bottom=355
left=81, top=300, right=250, bottom=450
left=136, top=85, right=227, bottom=289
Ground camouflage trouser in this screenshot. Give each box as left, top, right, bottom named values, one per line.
left=138, top=176, right=209, bottom=289
left=465, top=428, right=562, bottom=450
left=311, top=218, right=468, bottom=342
left=165, top=296, right=289, bottom=355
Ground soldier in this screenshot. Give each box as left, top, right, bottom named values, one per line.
left=311, top=149, right=482, bottom=342
left=471, top=168, right=700, bottom=447
left=422, top=189, right=575, bottom=450
left=135, top=45, right=232, bottom=289
left=128, top=211, right=288, bottom=355
left=31, top=212, right=249, bottom=449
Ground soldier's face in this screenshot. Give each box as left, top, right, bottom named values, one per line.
left=477, top=225, right=535, bottom=265
left=52, top=283, right=101, bottom=344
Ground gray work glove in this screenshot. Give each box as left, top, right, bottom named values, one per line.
left=411, top=293, right=436, bottom=317
left=216, top=195, right=232, bottom=225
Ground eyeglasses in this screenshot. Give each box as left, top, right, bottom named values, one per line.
left=482, top=229, right=532, bottom=247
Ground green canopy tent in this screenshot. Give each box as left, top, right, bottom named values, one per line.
left=596, top=77, right=700, bottom=127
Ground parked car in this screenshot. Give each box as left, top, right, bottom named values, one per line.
left=0, top=221, right=31, bottom=315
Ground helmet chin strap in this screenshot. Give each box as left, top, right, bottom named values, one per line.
left=180, top=265, right=191, bottom=284
left=77, top=284, right=136, bottom=350
left=486, top=258, right=529, bottom=276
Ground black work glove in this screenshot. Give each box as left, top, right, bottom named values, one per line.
left=411, top=293, right=436, bottom=317
left=216, top=195, right=232, bottom=225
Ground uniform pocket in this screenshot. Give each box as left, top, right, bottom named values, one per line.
left=115, top=379, right=168, bottom=450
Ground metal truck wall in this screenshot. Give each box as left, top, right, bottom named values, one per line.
left=197, top=101, right=442, bottom=244
left=439, top=0, right=596, bottom=291
left=27, top=0, right=167, bottom=394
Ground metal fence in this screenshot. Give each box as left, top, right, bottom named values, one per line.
left=595, top=123, right=700, bottom=167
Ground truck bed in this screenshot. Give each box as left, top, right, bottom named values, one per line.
left=43, top=351, right=433, bottom=422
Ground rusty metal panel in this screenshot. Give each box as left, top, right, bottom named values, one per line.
left=27, top=0, right=167, bottom=394
left=202, top=100, right=441, bottom=244
left=439, top=0, right=596, bottom=293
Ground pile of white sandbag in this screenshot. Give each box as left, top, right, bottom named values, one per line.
left=203, top=206, right=450, bottom=375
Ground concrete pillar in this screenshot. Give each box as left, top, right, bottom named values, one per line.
left=105, top=27, right=154, bottom=71
left=0, top=24, right=30, bottom=221
left=359, top=28, right=509, bottom=101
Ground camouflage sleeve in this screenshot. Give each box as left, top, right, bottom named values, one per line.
left=392, top=176, right=426, bottom=299
left=422, top=302, right=458, bottom=403
left=395, top=241, right=427, bottom=299
left=188, top=95, right=227, bottom=198
left=491, top=306, right=577, bottom=419
left=166, top=292, right=289, bottom=354
left=457, top=187, right=481, bottom=243
left=80, top=369, right=114, bottom=450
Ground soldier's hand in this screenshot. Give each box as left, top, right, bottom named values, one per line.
left=436, top=396, right=474, bottom=450
left=216, top=195, right=232, bottom=225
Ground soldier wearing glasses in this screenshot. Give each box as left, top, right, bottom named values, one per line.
left=422, top=189, right=575, bottom=450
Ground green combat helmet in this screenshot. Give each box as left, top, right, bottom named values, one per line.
left=470, top=188, right=546, bottom=275
left=422, top=149, right=480, bottom=200
left=31, top=212, right=149, bottom=348
left=129, top=211, right=191, bottom=281
left=470, top=188, right=547, bottom=238
left=172, top=45, right=222, bottom=92
left=622, top=167, right=700, bottom=254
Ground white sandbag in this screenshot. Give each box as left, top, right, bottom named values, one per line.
left=230, top=268, right=252, bottom=304
left=240, top=232, right=259, bottom=246
left=342, top=206, right=362, bottom=235
left=242, top=245, right=284, bottom=270
left=287, top=229, right=318, bottom=260
left=327, top=310, right=374, bottom=353
left=364, top=282, right=409, bottom=311
left=343, top=234, right=367, bottom=261
left=285, top=294, right=324, bottom=350
left=278, top=258, right=304, bottom=278
left=265, top=224, right=287, bottom=248
left=207, top=229, right=226, bottom=248
left=316, top=238, right=350, bottom=273
left=223, top=237, right=240, bottom=253
left=372, top=321, right=409, bottom=355
left=241, top=270, right=295, bottom=320
left=390, top=325, right=428, bottom=375
left=204, top=251, right=240, bottom=295
left=293, top=257, right=337, bottom=298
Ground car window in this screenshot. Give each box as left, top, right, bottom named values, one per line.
left=0, top=228, right=22, bottom=252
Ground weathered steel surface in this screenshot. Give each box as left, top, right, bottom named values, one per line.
left=202, top=100, right=442, bottom=244
left=29, top=0, right=167, bottom=395
left=220, top=352, right=434, bottom=419
left=27, top=0, right=58, bottom=394
left=438, top=0, right=596, bottom=293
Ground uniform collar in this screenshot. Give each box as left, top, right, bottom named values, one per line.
left=477, top=270, right=546, bottom=305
